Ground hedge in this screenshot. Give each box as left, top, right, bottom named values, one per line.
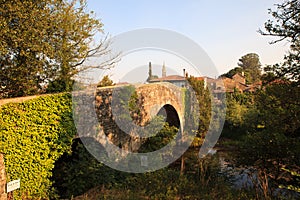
left=0, top=93, right=76, bottom=199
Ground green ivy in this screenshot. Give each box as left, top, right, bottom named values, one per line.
left=0, top=93, right=76, bottom=199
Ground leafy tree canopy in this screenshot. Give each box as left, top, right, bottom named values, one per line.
left=220, top=67, right=243, bottom=79
left=187, top=76, right=211, bottom=136
left=97, top=75, right=114, bottom=87
left=0, top=0, right=118, bottom=98
left=238, top=53, right=262, bottom=84
left=221, top=53, right=262, bottom=84
left=259, top=0, right=300, bottom=83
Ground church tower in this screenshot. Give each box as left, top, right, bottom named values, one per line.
left=148, top=62, right=152, bottom=78
left=162, top=62, right=166, bottom=77
left=147, top=62, right=153, bottom=82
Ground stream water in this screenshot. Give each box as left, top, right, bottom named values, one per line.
left=211, top=148, right=300, bottom=199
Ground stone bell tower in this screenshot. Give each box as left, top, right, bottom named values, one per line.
left=162, top=62, right=166, bottom=77
left=146, top=62, right=153, bottom=82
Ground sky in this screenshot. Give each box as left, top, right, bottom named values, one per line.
left=85, top=0, right=289, bottom=83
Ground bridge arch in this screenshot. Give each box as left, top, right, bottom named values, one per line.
left=135, top=82, right=185, bottom=133
left=157, top=104, right=180, bottom=129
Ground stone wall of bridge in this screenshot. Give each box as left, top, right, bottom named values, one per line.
left=73, top=82, right=188, bottom=154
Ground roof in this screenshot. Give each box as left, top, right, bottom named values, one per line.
left=195, top=77, right=205, bottom=81
left=267, top=79, right=290, bottom=85
left=193, top=76, right=216, bottom=83
left=115, top=82, right=129, bottom=85
left=232, top=73, right=245, bottom=78
left=149, top=75, right=186, bottom=82
left=217, top=77, right=248, bottom=92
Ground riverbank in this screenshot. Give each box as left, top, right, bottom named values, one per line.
left=56, top=137, right=299, bottom=200
left=68, top=141, right=258, bottom=200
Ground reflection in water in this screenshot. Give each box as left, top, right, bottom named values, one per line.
left=213, top=148, right=300, bottom=199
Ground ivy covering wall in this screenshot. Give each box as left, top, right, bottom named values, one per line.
left=0, top=93, right=75, bottom=199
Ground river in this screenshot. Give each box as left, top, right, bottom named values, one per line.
left=208, top=146, right=300, bottom=199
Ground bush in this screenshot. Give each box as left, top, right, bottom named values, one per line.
left=0, top=93, right=75, bottom=199
left=52, top=139, right=123, bottom=199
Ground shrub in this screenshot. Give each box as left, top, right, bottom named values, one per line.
left=0, top=93, right=75, bottom=199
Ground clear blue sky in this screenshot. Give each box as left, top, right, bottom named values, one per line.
left=86, top=0, right=289, bottom=81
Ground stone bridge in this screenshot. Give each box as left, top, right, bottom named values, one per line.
left=0, top=82, right=200, bottom=181
left=73, top=82, right=199, bottom=168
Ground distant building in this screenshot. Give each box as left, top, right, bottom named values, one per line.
left=193, top=72, right=262, bottom=101
left=211, top=72, right=261, bottom=93
left=149, top=75, right=187, bottom=87
left=147, top=62, right=187, bottom=87
left=232, top=73, right=246, bottom=85
left=194, top=76, right=209, bottom=88
left=217, top=76, right=247, bottom=93
left=115, top=82, right=129, bottom=86
left=146, top=62, right=261, bottom=93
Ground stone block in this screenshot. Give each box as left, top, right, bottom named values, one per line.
left=0, top=193, right=7, bottom=200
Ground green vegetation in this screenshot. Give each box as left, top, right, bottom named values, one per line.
left=0, top=0, right=299, bottom=199
left=97, top=75, right=115, bottom=88
left=218, top=49, right=299, bottom=197
left=0, top=78, right=298, bottom=199
left=221, top=90, right=254, bottom=139
left=138, top=123, right=178, bottom=153
left=221, top=67, right=243, bottom=79
left=57, top=141, right=257, bottom=200
left=0, top=93, right=75, bottom=199
left=221, top=53, right=262, bottom=84
left=112, top=85, right=141, bottom=124
left=220, top=71, right=299, bottom=198
left=52, top=139, right=126, bottom=199
left=187, top=76, right=211, bottom=138
left=218, top=2, right=300, bottom=196
left=259, top=0, right=300, bottom=83
left=238, top=53, right=262, bottom=84
left=228, top=82, right=300, bottom=198
left=222, top=1, right=300, bottom=196
left=0, top=0, right=118, bottom=97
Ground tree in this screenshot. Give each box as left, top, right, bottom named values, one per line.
left=187, top=76, right=211, bottom=137
left=0, top=0, right=54, bottom=97
left=259, top=0, right=300, bottom=83
left=220, top=67, right=243, bottom=79
left=232, top=82, right=300, bottom=196
left=97, top=75, right=114, bottom=87
left=0, top=0, right=119, bottom=98
left=254, top=82, right=300, bottom=137
left=238, top=53, right=262, bottom=84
